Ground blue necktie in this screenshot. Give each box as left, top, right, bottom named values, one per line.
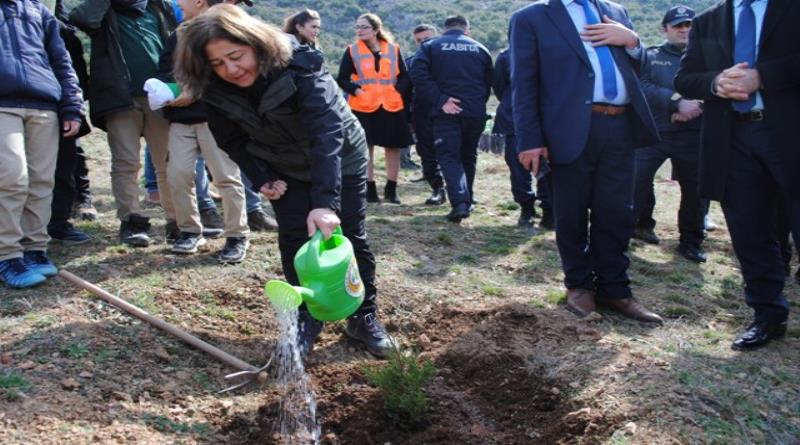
left=733, top=0, right=756, bottom=112
left=575, top=0, right=618, bottom=101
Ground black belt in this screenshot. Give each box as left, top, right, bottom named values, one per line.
left=734, top=110, right=765, bottom=122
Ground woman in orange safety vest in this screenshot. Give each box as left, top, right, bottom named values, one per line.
left=337, top=13, right=413, bottom=204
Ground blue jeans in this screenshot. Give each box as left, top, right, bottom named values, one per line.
left=143, top=145, right=158, bottom=193
left=195, top=157, right=262, bottom=213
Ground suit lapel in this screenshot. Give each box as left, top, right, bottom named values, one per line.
left=543, top=0, right=592, bottom=69
left=760, top=0, right=788, bottom=50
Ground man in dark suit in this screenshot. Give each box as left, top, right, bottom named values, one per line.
left=675, top=0, right=800, bottom=350
left=510, top=0, right=663, bottom=323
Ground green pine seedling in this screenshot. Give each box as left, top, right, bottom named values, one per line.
left=362, top=348, right=436, bottom=426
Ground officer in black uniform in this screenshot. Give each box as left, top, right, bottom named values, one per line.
left=493, top=48, right=553, bottom=230
left=410, top=15, right=493, bottom=222
left=632, top=5, right=706, bottom=263
left=406, top=24, right=446, bottom=205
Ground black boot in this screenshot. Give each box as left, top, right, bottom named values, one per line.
left=425, top=187, right=447, bottom=205
left=384, top=180, right=401, bottom=204
left=345, top=311, right=395, bottom=358
left=539, top=208, right=554, bottom=231
left=517, top=205, right=536, bottom=229
left=366, top=181, right=381, bottom=203
left=297, top=309, right=324, bottom=359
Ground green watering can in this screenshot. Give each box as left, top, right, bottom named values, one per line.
left=265, top=227, right=364, bottom=321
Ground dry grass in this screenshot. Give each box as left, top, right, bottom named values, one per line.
left=0, top=131, right=798, bottom=444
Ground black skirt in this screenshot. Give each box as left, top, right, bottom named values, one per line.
left=353, top=107, right=414, bottom=148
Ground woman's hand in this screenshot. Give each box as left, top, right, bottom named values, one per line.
left=168, top=92, right=196, bottom=108
left=306, top=208, right=340, bottom=239
left=260, top=180, right=287, bottom=200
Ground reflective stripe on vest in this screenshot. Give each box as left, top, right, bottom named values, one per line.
left=347, top=40, right=404, bottom=113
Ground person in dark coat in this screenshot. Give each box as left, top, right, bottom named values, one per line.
left=675, top=0, right=800, bottom=350
left=410, top=15, right=493, bottom=222
left=174, top=4, right=395, bottom=359
left=509, top=0, right=663, bottom=323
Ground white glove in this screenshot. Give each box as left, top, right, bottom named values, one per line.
left=144, top=78, right=178, bottom=110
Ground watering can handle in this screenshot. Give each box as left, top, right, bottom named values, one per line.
left=310, top=226, right=343, bottom=242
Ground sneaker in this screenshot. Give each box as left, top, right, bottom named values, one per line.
left=0, top=257, right=46, bottom=288
left=446, top=203, right=470, bottom=223
left=202, top=227, right=224, bottom=239
left=345, top=311, right=395, bottom=358
left=632, top=227, right=660, bottom=245
left=48, top=222, right=91, bottom=245
left=219, top=237, right=248, bottom=263
left=200, top=208, right=224, bottom=229
left=119, top=214, right=152, bottom=247
left=165, top=220, right=180, bottom=244
left=72, top=201, right=98, bottom=221
left=425, top=187, right=446, bottom=206
left=247, top=209, right=278, bottom=231
left=704, top=215, right=718, bottom=232
left=23, top=251, right=58, bottom=277
left=172, top=232, right=206, bottom=254
left=297, top=309, right=324, bottom=359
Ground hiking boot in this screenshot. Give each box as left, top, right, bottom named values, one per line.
left=425, top=187, right=446, bottom=206
left=384, top=180, right=401, bottom=204
left=366, top=181, right=381, bottom=203
left=48, top=222, right=90, bottom=245
left=219, top=237, right=248, bottom=263
left=297, top=309, right=324, bottom=359
left=165, top=220, right=180, bottom=244
left=171, top=232, right=206, bottom=254
left=0, top=257, right=46, bottom=289
left=119, top=214, right=152, bottom=247
left=200, top=208, right=224, bottom=229
left=632, top=227, right=660, bottom=245
left=247, top=209, right=278, bottom=231
left=72, top=200, right=98, bottom=221
left=345, top=311, right=395, bottom=358
left=23, top=251, right=58, bottom=277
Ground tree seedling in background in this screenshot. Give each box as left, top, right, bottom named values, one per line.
left=362, top=348, right=436, bottom=426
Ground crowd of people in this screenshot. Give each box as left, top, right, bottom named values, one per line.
left=1, top=0, right=797, bottom=355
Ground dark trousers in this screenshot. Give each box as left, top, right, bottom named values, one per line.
left=722, top=120, right=789, bottom=324
left=776, top=197, right=800, bottom=269
left=74, top=144, right=91, bottom=203
left=538, top=173, right=553, bottom=211
left=412, top=110, right=442, bottom=190
left=550, top=113, right=635, bottom=300
left=271, top=172, right=377, bottom=316
left=503, top=134, right=536, bottom=209
left=50, top=136, right=79, bottom=225
left=432, top=115, right=485, bottom=208
left=633, top=131, right=704, bottom=247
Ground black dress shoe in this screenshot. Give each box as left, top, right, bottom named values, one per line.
left=677, top=243, right=707, bottom=263
left=632, top=227, right=660, bottom=244
left=732, top=321, right=787, bottom=351
left=446, top=203, right=470, bottom=222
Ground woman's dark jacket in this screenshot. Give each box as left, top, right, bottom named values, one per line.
left=203, top=45, right=368, bottom=212
left=69, top=0, right=175, bottom=130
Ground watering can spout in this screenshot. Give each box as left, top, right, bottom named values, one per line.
left=265, top=280, right=314, bottom=310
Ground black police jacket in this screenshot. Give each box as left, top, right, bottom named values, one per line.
left=641, top=42, right=701, bottom=133
left=410, top=29, right=493, bottom=119
left=203, top=46, right=368, bottom=212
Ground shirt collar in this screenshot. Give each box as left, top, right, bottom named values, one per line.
left=735, top=0, right=766, bottom=6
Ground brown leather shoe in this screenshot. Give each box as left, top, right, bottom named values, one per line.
left=597, top=297, right=663, bottom=324
left=566, top=288, right=596, bottom=317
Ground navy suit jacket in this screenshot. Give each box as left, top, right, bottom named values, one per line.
left=509, top=0, right=659, bottom=164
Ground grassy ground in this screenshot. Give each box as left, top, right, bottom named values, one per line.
left=0, top=130, right=798, bottom=444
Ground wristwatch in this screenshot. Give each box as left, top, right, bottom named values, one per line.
left=670, top=92, right=682, bottom=111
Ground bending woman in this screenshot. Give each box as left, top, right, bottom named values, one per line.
left=336, top=13, right=412, bottom=204
left=174, top=4, right=393, bottom=358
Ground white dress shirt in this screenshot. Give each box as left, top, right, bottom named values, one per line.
left=563, top=0, right=633, bottom=105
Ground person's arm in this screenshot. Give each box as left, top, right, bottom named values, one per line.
left=68, top=0, right=110, bottom=35
left=409, top=43, right=449, bottom=112
left=205, top=105, right=278, bottom=191
left=156, top=32, right=177, bottom=83
left=640, top=51, right=676, bottom=114
left=483, top=49, right=494, bottom=103
left=394, top=49, right=411, bottom=97
left=510, top=11, right=544, bottom=153
left=295, top=71, right=347, bottom=212
left=43, top=5, right=84, bottom=126
left=674, top=19, right=722, bottom=101
left=335, top=49, right=361, bottom=95
left=493, top=54, right=508, bottom=101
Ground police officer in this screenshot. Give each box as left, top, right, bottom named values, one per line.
left=493, top=48, right=553, bottom=230
left=406, top=24, right=447, bottom=205
left=632, top=5, right=706, bottom=263
left=410, top=15, right=492, bottom=222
